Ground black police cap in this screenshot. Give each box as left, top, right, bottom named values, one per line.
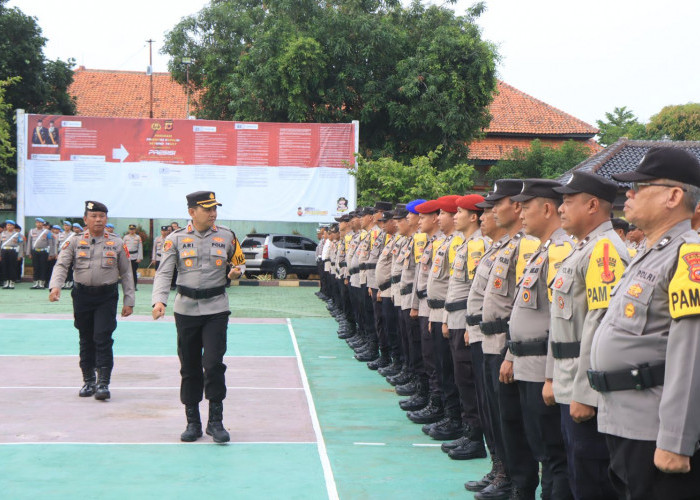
left=475, top=192, right=495, bottom=209
left=85, top=200, right=108, bottom=213
left=374, top=201, right=393, bottom=211
left=484, top=179, right=524, bottom=202
left=511, top=179, right=563, bottom=202
left=128, top=224, right=137, bottom=229
left=186, top=191, right=222, bottom=208
left=612, top=146, right=700, bottom=188
left=379, top=210, right=394, bottom=222
left=361, top=206, right=377, bottom=216
left=553, top=171, right=617, bottom=204
left=160, top=225, right=170, bottom=231
left=393, top=203, right=409, bottom=219
left=611, top=218, right=630, bottom=233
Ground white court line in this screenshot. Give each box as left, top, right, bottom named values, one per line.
left=353, top=442, right=386, bottom=446
left=0, top=386, right=303, bottom=391
left=317, top=356, right=336, bottom=359
left=412, top=443, right=442, bottom=447
left=0, top=441, right=317, bottom=446
left=0, top=355, right=295, bottom=358
left=287, top=318, right=339, bottom=500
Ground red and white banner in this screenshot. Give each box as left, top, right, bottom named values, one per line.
left=21, top=115, right=357, bottom=221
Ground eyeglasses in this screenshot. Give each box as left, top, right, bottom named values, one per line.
left=631, top=182, right=687, bottom=192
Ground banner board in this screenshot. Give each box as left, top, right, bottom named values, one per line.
left=20, top=115, right=357, bottom=222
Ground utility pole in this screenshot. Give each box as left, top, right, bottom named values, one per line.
left=147, top=39, right=154, bottom=118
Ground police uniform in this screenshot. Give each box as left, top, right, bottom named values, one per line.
left=48, top=201, right=135, bottom=400
left=26, top=217, right=54, bottom=288
left=123, top=225, right=143, bottom=289
left=1, top=220, right=24, bottom=288
left=548, top=172, right=628, bottom=500
left=57, top=222, right=77, bottom=289
left=152, top=191, right=245, bottom=443
left=152, top=226, right=170, bottom=270
left=590, top=147, right=700, bottom=498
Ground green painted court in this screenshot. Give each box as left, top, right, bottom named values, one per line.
left=0, top=285, right=490, bottom=499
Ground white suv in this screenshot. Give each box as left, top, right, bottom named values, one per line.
left=241, top=234, right=318, bottom=280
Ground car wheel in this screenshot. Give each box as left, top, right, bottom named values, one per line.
left=296, top=273, right=309, bottom=280
left=273, top=263, right=288, bottom=280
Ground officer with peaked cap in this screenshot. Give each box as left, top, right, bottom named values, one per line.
left=123, top=224, right=143, bottom=291
left=548, top=171, right=629, bottom=499
left=152, top=226, right=171, bottom=270
left=591, top=146, right=700, bottom=498
left=48, top=201, right=135, bottom=400
left=152, top=191, right=245, bottom=443
left=26, top=217, right=54, bottom=289
left=1, top=219, right=24, bottom=289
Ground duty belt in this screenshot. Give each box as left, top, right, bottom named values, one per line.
left=365, top=263, right=376, bottom=270
left=466, top=314, right=482, bottom=326
left=378, top=281, right=392, bottom=291
left=33, top=248, right=49, bottom=252
left=340, top=262, right=347, bottom=268
left=416, top=289, right=427, bottom=299
left=74, top=282, right=118, bottom=295
left=177, top=285, right=226, bottom=300
left=587, top=363, right=665, bottom=392
left=400, top=283, right=413, bottom=295
left=508, top=338, right=548, bottom=357
left=445, top=301, right=467, bottom=312
left=479, top=318, right=509, bottom=335
left=349, top=267, right=360, bottom=275
left=359, top=263, right=366, bottom=270
left=427, top=299, right=445, bottom=309
left=551, top=341, right=580, bottom=359
left=390, top=275, right=402, bottom=284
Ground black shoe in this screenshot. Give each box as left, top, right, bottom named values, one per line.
left=367, top=356, right=391, bottom=370
left=94, top=366, right=111, bottom=401
left=387, top=370, right=412, bottom=386
left=429, top=417, right=464, bottom=440
left=422, top=416, right=448, bottom=435
left=407, top=395, right=444, bottom=424
left=395, top=379, right=417, bottom=396
left=399, top=392, right=429, bottom=411
left=355, top=349, right=378, bottom=362
left=465, top=458, right=499, bottom=492
left=378, top=361, right=402, bottom=377
left=338, top=330, right=355, bottom=339
left=78, top=368, right=96, bottom=397
left=206, top=402, right=230, bottom=443
left=181, top=405, right=203, bottom=442
left=448, top=438, right=488, bottom=460
left=474, top=460, right=510, bottom=500
left=441, top=435, right=468, bottom=453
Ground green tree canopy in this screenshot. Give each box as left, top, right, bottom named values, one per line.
left=486, top=139, right=592, bottom=182
left=163, top=0, right=498, bottom=165
left=646, top=103, right=700, bottom=141
left=595, top=106, right=647, bottom=146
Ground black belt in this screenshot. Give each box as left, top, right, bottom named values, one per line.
left=551, top=341, right=580, bottom=359
left=508, top=338, right=548, bottom=357
left=445, top=301, right=467, bottom=312
left=74, top=282, right=118, bottom=295
left=428, top=299, right=445, bottom=309
left=177, top=285, right=226, bottom=299
left=340, top=262, right=347, bottom=268
left=378, top=281, right=392, bottom=291
left=322, top=259, right=330, bottom=263
left=359, top=263, right=366, bottom=270
left=365, top=263, right=376, bottom=270
left=466, top=314, right=482, bottom=326
left=416, top=289, right=427, bottom=299
left=400, top=283, right=413, bottom=295
left=349, top=267, right=359, bottom=275
left=588, top=363, right=665, bottom=392
left=390, top=275, right=401, bottom=284
left=479, top=318, right=509, bottom=335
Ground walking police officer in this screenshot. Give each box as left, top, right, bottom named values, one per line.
left=123, top=224, right=143, bottom=290
left=1, top=220, right=24, bottom=289
left=152, top=191, right=245, bottom=443
left=26, top=217, right=54, bottom=289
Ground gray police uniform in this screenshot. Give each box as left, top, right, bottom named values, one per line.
left=26, top=226, right=54, bottom=285
left=123, top=232, right=143, bottom=288
left=153, top=235, right=165, bottom=269
left=1, top=229, right=24, bottom=286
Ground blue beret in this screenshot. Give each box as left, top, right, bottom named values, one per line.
left=5, top=219, right=16, bottom=225
left=72, top=223, right=82, bottom=229
left=52, top=225, right=61, bottom=230
left=35, top=217, right=46, bottom=223
left=105, top=223, right=115, bottom=228
left=62, top=220, right=71, bottom=226
left=406, top=199, right=427, bottom=214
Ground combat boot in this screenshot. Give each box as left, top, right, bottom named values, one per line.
left=448, top=425, right=487, bottom=460
left=399, top=378, right=429, bottom=411
left=180, top=405, right=203, bottom=442
left=378, top=360, right=402, bottom=377
left=407, top=394, right=444, bottom=424
left=94, top=366, right=111, bottom=400
left=206, top=401, right=230, bottom=443
left=78, top=367, right=96, bottom=397
left=422, top=416, right=449, bottom=435
left=474, top=458, right=511, bottom=500
left=355, top=346, right=378, bottom=362
left=395, top=377, right=417, bottom=396
left=429, top=415, right=464, bottom=440
left=367, top=353, right=391, bottom=370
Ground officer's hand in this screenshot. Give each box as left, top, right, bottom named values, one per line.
left=542, top=379, right=556, bottom=406
left=654, top=448, right=691, bottom=474
left=344, top=278, right=348, bottom=285
left=368, top=288, right=373, bottom=298
left=152, top=302, right=166, bottom=320
left=136, top=259, right=142, bottom=264
left=499, top=360, right=514, bottom=384
left=121, top=305, right=133, bottom=317
left=49, top=288, right=61, bottom=302
left=228, top=266, right=242, bottom=280
left=428, top=322, right=431, bottom=333
left=570, top=400, right=596, bottom=423
left=410, top=308, right=418, bottom=319
left=442, top=323, right=449, bottom=339
left=377, top=294, right=382, bottom=302
left=463, top=329, right=470, bottom=346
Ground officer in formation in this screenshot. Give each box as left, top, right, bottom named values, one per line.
left=48, top=201, right=135, bottom=401
left=152, top=225, right=172, bottom=270
left=26, top=217, right=55, bottom=289
left=152, top=191, right=246, bottom=444
left=123, top=224, right=143, bottom=290
left=1, top=219, right=24, bottom=289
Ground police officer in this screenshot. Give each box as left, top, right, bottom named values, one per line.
left=105, top=223, right=115, bottom=234
left=57, top=221, right=77, bottom=289
left=548, top=171, right=629, bottom=500
left=152, top=191, right=245, bottom=443
left=123, top=224, right=143, bottom=290
left=506, top=180, right=573, bottom=499
left=590, top=147, right=700, bottom=499
left=1, top=220, right=24, bottom=289
left=152, top=225, right=171, bottom=270
left=26, top=217, right=54, bottom=289
left=48, top=201, right=135, bottom=400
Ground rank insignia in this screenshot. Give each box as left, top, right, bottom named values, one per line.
left=624, top=303, right=635, bottom=318
left=494, top=278, right=503, bottom=289
left=627, top=284, right=643, bottom=298
left=557, top=296, right=565, bottom=309
left=522, top=290, right=531, bottom=303
left=554, top=277, right=564, bottom=289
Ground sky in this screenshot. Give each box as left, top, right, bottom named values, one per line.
left=9, top=0, right=700, bottom=126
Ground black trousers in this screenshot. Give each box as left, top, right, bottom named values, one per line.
left=379, top=296, right=400, bottom=359
left=606, top=434, right=700, bottom=500
left=1, top=249, right=19, bottom=281
left=500, top=379, right=539, bottom=493
left=360, top=284, right=376, bottom=340
left=472, top=342, right=496, bottom=457
left=349, top=285, right=365, bottom=337
left=560, top=404, right=617, bottom=500
left=393, top=304, right=407, bottom=363
left=483, top=352, right=506, bottom=465
left=401, top=309, right=424, bottom=378
left=130, top=260, right=139, bottom=287
left=174, top=311, right=230, bottom=405
left=449, top=329, right=480, bottom=430
left=431, top=321, right=460, bottom=418
left=71, top=285, right=118, bottom=371
left=339, top=278, right=354, bottom=326
left=32, top=250, right=49, bottom=281
left=371, top=288, right=386, bottom=352
left=419, top=315, right=439, bottom=395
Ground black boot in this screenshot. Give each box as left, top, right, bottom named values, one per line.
left=474, top=458, right=511, bottom=499
left=378, top=360, right=402, bottom=377
left=206, top=401, right=230, bottom=443
left=387, top=370, right=412, bottom=386
left=78, top=367, right=96, bottom=397
left=395, top=377, right=417, bottom=396
left=422, top=416, right=448, bottom=435
left=355, top=344, right=379, bottom=362
left=407, top=394, right=444, bottom=424
left=94, top=367, right=111, bottom=400
left=429, top=415, right=464, bottom=440
left=465, top=457, right=499, bottom=492
left=181, top=405, right=203, bottom=442
left=367, top=354, right=391, bottom=370
left=448, top=425, right=488, bottom=460
left=399, top=378, right=429, bottom=411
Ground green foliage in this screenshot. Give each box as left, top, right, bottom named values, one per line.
left=163, top=0, right=498, bottom=165
left=350, top=147, right=475, bottom=205
left=595, top=106, right=647, bottom=146
left=486, top=140, right=593, bottom=182
left=646, top=103, right=700, bottom=141
left=0, top=77, right=18, bottom=175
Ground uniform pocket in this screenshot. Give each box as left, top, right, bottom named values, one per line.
left=551, top=291, right=573, bottom=320
left=179, top=248, right=200, bottom=271
left=101, top=249, right=117, bottom=268
left=211, top=246, right=226, bottom=267
left=613, top=282, right=653, bottom=335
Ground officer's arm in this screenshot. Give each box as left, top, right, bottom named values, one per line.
left=118, top=243, right=136, bottom=307
left=152, top=237, right=177, bottom=308
left=48, top=239, right=74, bottom=294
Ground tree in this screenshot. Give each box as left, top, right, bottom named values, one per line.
left=350, top=147, right=476, bottom=205
left=486, top=140, right=592, bottom=182
left=163, top=0, right=497, bottom=165
left=595, top=106, right=647, bottom=146
left=646, top=103, right=700, bottom=141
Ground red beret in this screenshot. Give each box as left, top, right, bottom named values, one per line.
left=436, top=195, right=460, bottom=214
left=456, top=194, right=485, bottom=211
left=415, top=200, right=441, bottom=214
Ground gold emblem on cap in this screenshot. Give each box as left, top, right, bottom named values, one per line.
left=87, top=202, right=94, bottom=210
left=209, top=193, right=214, bottom=199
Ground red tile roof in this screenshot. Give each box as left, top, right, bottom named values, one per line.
left=468, top=136, right=602, bottom=162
